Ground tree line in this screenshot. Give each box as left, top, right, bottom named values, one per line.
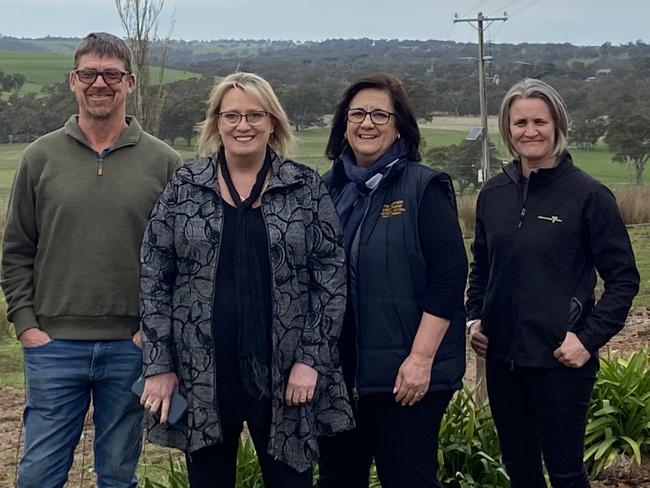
left=1, top=39, right=649, bottom=186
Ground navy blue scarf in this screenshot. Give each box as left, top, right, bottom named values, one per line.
left=334, top=140, right=409, bottom=254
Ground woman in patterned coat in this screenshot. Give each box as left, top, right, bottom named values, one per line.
left=137, top=72, right=353, bottom=487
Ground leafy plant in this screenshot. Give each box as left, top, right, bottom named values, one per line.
left=235, top=435, right=264, bottom=487
left=141, top=454, right=189, bottom=488
left=584, top=350, right=650, bottom=476
left=437, top=388, right=509, bottom=488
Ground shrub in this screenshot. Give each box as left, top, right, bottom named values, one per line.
left=614, top=186, right=650, bottom=225
left=584, top=350, right=650, bottom=477
left=457, top=194, right=477, bottom=237
left=437, top=388, right=509, bottom=488
left=142, top=454, right=188, bottom=488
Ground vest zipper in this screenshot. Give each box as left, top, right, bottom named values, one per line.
left=349, top=174, right=388, bottom=402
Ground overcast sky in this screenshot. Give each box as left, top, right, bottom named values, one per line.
left=0, top=0, right=647, bottom=46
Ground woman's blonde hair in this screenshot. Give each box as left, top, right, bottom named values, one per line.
left=498, top=78, right=569, bottom=160
left=196, top=72, right=294, bottom=158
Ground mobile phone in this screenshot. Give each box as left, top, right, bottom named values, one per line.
left=131, top=375, right=188, bottom=425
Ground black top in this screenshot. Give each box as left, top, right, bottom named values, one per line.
left=212, top=201, right=272, bottom=424
left=418, top=179, right=468, bottom=318
left=466, top=152, right=640, bottom=366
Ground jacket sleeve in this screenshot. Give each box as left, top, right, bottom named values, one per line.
left=140, top=176, right=179, bottom=377
left=466, top=191, right=489, bottom=321
left=295, top=175, right=347, bottom=374
left=1, top=156, right=39, bottom=336
left=577, top=187, right=640, bottom=353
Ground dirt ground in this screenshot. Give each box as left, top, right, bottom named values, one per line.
left=0, top=308, right=648, bottom=487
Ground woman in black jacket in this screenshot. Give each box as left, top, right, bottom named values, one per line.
left=466, top=78, right=640, bottom=488
left=317, top=73, right=468, bottom=488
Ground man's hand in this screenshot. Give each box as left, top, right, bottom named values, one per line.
left=141, top=372, right=179, bottom=424
left=18, top=328, right=52, bottom=348
left=469, top=321, right=489, bottom=358
left=554, top=332, right=591, bottom=368
left=393, top=353, right=433, bottom=406
left=285, top=362, right=318, bottom=407
left=132, top=330, right=143, bottom=349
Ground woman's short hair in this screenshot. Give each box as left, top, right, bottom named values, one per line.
left=196, top=72, right=294, bottom=158
left=325, top=73, right=421, bottom=162
left=498, top=78, right=569, bottom=160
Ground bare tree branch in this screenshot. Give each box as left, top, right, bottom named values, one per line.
left=114, top=0, right=169, bottom=134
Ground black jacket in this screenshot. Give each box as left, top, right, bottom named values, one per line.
left=326, top=158, right=467, bottom=395
left=466, top=152, right=640, bottom=367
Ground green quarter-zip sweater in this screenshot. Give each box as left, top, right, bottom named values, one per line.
left=1, top=115, right=182, bottom=339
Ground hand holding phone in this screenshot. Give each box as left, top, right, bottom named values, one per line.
left=131, top=374, right=187, bottom=425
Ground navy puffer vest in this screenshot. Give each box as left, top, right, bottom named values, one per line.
left=326, top=160, right=466, bottom=396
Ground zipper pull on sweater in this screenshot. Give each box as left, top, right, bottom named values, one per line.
left=96, top=148, right=111, bottom=184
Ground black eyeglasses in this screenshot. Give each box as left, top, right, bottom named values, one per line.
left=74, top=69, right=131, bottom=85
left=346, top=108, right=395, bottom=125
left=218, top=111, right=269, bottom=126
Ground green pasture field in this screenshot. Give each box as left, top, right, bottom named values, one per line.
left=0, top=51, right=198, bottom=96
left=0, top=127, right=641, bottom=200
left=0, top=143, right=25, bottom=200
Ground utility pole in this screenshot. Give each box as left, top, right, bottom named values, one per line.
left=454, top=12, right=507, bottom=185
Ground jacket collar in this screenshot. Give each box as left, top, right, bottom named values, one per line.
left=64, top=115, right=142, bottom=151
left=177, top=149, right=306, bottom=194
left=503, top=151, right=575, bottom=185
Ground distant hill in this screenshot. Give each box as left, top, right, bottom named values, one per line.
left=3, top=35, right=649, bottom=72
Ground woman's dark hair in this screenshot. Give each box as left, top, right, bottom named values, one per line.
left=325, top=73, right=421, bottom=162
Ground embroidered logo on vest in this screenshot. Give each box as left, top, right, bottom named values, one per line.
left=381, top=200, right=406, bottom=218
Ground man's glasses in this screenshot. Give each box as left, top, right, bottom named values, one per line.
left=346, top=108, right=395, bottom=125
left=74, top=69, right=131, bottom=85
left=219, top=111, right=269, bottom=126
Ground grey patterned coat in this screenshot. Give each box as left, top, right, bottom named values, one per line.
left=139, top=153, right=354, bottom=472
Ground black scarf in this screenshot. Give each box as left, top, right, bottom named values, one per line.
left=218, top=147, right=272, bottom=399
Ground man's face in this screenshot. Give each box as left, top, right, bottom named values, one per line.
left=69, top=53, right=134, bottom=120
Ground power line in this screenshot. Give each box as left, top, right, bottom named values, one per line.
left=509, top=0, right=542, bottom=17
left=488, top=0, right=522, bottom=17
left=461, top=0, right=490, bottom=19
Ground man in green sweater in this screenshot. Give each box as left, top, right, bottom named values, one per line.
left=1, top=32, right=182, bottom=488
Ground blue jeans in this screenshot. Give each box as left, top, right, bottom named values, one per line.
left=18, top=339, right=144, bottom=488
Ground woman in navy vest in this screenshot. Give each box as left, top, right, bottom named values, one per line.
left=318, top=73, right=468, bottom=488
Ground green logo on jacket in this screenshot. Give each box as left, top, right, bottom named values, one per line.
left=537, top=215, right=563, bottom=224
